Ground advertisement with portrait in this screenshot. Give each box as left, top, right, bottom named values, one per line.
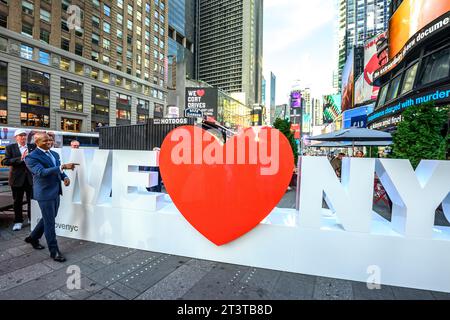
left=341, top=49, right=354, bottom=112
left=359, top=32, right=386, bottom=103
left=354, top=74, right=365, bottom=105
left=185, top=87, right=218, bottom=118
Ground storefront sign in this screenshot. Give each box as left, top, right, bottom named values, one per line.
left=368, top=84, right=450, bottom=123
left=153, top=118, right=189, bottom=125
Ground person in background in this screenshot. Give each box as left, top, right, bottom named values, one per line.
left=330, top=152, right=345, bottom=178
left=24, top=133, right=78, bottom=262
left=354, top=150, right=364, bottom=158
left=70, top=140, right=80, bottom=149
left=1, top=129, right=36, bottom=231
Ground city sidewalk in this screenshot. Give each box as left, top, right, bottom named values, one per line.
left=0, top=190, right=449, bottom=300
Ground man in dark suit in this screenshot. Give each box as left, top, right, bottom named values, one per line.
left=24, top=132, right=78, bottom=262
left=1, top=129, right=36, bottom=231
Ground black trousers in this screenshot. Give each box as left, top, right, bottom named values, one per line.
left=11, top=180, right=32, bottom=223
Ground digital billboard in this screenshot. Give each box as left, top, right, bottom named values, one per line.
left=374, top=0, right=450, bottom=79
left=323, top=94, right=342, bottom=123
left=341, top=49, right=354, bottom=112
left=290, top=91, right=302, bottom=108
left=185, top=87, right=218, bottom=118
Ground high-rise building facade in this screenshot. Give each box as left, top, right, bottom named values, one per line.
left=337, top=0, right=391, bottom=88
left=197, top=0, right=263, bottom=106
left=0, top=0, right=168, bottom=132
left=167, top=0, right=197, bottom=115
left=270, top=71, right=275, bottom=109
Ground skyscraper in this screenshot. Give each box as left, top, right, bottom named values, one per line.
left=0, top=0, right=168, bottom=132
left=167, top=0, right=197, bottom=114
left=337, top=0, right=391, bottom=88
left=270, top=72, right=276, bottom=109
left=197, top=0, right=263, bottom=106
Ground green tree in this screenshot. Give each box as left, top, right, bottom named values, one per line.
left=273, top=118, right=299, bottom=165
left=391, top=102, right=449, bottom=169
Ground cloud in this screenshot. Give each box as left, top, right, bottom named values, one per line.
left=263, top=0, right=338, bottom=105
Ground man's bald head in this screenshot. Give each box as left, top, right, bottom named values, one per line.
left=34, top=132, right=51, bottom=150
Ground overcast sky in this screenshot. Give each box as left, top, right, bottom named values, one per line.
left=263, top=0, right=338, bottom=105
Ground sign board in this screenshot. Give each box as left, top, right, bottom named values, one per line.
left=184, top=108, right=203, bottom=118
left=185, top=88, right=218, bottom=118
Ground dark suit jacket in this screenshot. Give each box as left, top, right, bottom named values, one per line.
left=1, top=143, right=36, bottom=187
left=24, top=149, right=68, bottom=201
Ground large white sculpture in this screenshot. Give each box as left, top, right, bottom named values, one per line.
left=32, top=150, right=450, bottom=293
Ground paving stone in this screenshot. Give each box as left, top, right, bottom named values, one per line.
left=182, top=263, right=250, bottom=300
left=60, top=276, right=104, bottom=300
left=6, top=247, right=26, bottom=257
left=0, top=238, right=23, bottom=251
left=352, top=281, right=395, bottom=300
left=43, top=289, right=73, bottom=300
left=120, top=255, right=189, bottom=293
left=136, top=259, right=214, bottom=300
left=0, top=251, right=13, bottom=263
left=313, top=277, right=354, bottom=300
left=81, top=257, right=111, bottom=271
left=0, top=250, right=49, bottom=277
left=101, top=246, right=138, bottom=261
left=391, top=286, right=435, bottom=300
left=91, top=254, right=114, bottom=265
left=87, top=288, right=125, bottom=300
left=88, top=251, right=161, bottom=286
left=0, top=263, right=53, bottom=294
left=108, top=282, right=141, bottom=300
left=271, top=272, right=316, bottom=300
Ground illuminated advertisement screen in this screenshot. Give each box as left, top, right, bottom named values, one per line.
left=290, top=91, right=302, bottom=108
left=341, top=49, right=354, bottom=112
left=389, top=0, right=450, bottom=59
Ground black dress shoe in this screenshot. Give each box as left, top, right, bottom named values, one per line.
left=51, top=253, right=66, bottom=263
left=24, top=236, right=45, bottom=250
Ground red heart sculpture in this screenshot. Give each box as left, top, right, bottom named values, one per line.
left=160, top=126, right=294, bottom=246
left=196, top=89, right=205, bottom=97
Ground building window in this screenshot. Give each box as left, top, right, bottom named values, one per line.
left=92, top=33, right=100, bottom=46
left=75, top=43, right=83, bottom=56
left=61, top=118, right=82, bottom=132
left=102, top=55, right=110, bottom=66
left=61, top=19, right=69, bottom=32
left=20, top=44, right=33, bottom=60
left=103, top=22, right=111, bottom=33
left=40, top=29, right=50, bottom=43
left=117, top=13, right=123, bottom=25
left=92, top=0, right=100, bottom=8
left=0, top=61, right=7, bottom=124
left=61, top=0, right=70, bottom=11
left=417, top=47, right=450, bottom=86
left=75, top=62, right=84, bottom=75
left=117, top=0, right=123, bottom=9
left=117, top=45, right=123, bottom=55
left=91, top=68, right=99, bottom=80
left=91, top=51, right=99, bottom=62
left=102, top=71, right=110, bottom=84
left=21, top=67, right=50, bottom=127
left=38, top=50, right=50, bottom=65
left=0, top=37, right=7, bottom=52
left=103, top=4, right=111, bottom=16
left=60, top=57, right=70, bottom=71
left=22, top=24, right=33, bottom=37
left=92, top=15, right=100, bottom=29
left=117, top=29, right=123, bottom=39
left=127, top=4, right=133, bottom=16
left=22, top=1, right=34, bottom=15
left=385, top=75, right=402, bottom=104
left=60, top=99, right=83, bottom=112
left=116, top=61, right=123, bottom=71
left=75, top=27, right=84, bottom=38
left=102, top=38, right=111, bottom=50
left=0, top=14, right=7, bottom=28
left=115, top=76, right=123, bottom=86
left=401, top=63, right=419, bottom=95
left=127, top=19, right=133, bottom=30
left=61, top=38, right=70, bottom=51
left=40, top=9, right=51, bottom=22
left=116, top=109, right=131, bottom=120
left=137, top=98, right=149, bottom=110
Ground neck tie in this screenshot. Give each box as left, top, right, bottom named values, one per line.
left=45, top=151, right=56, bottom=167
